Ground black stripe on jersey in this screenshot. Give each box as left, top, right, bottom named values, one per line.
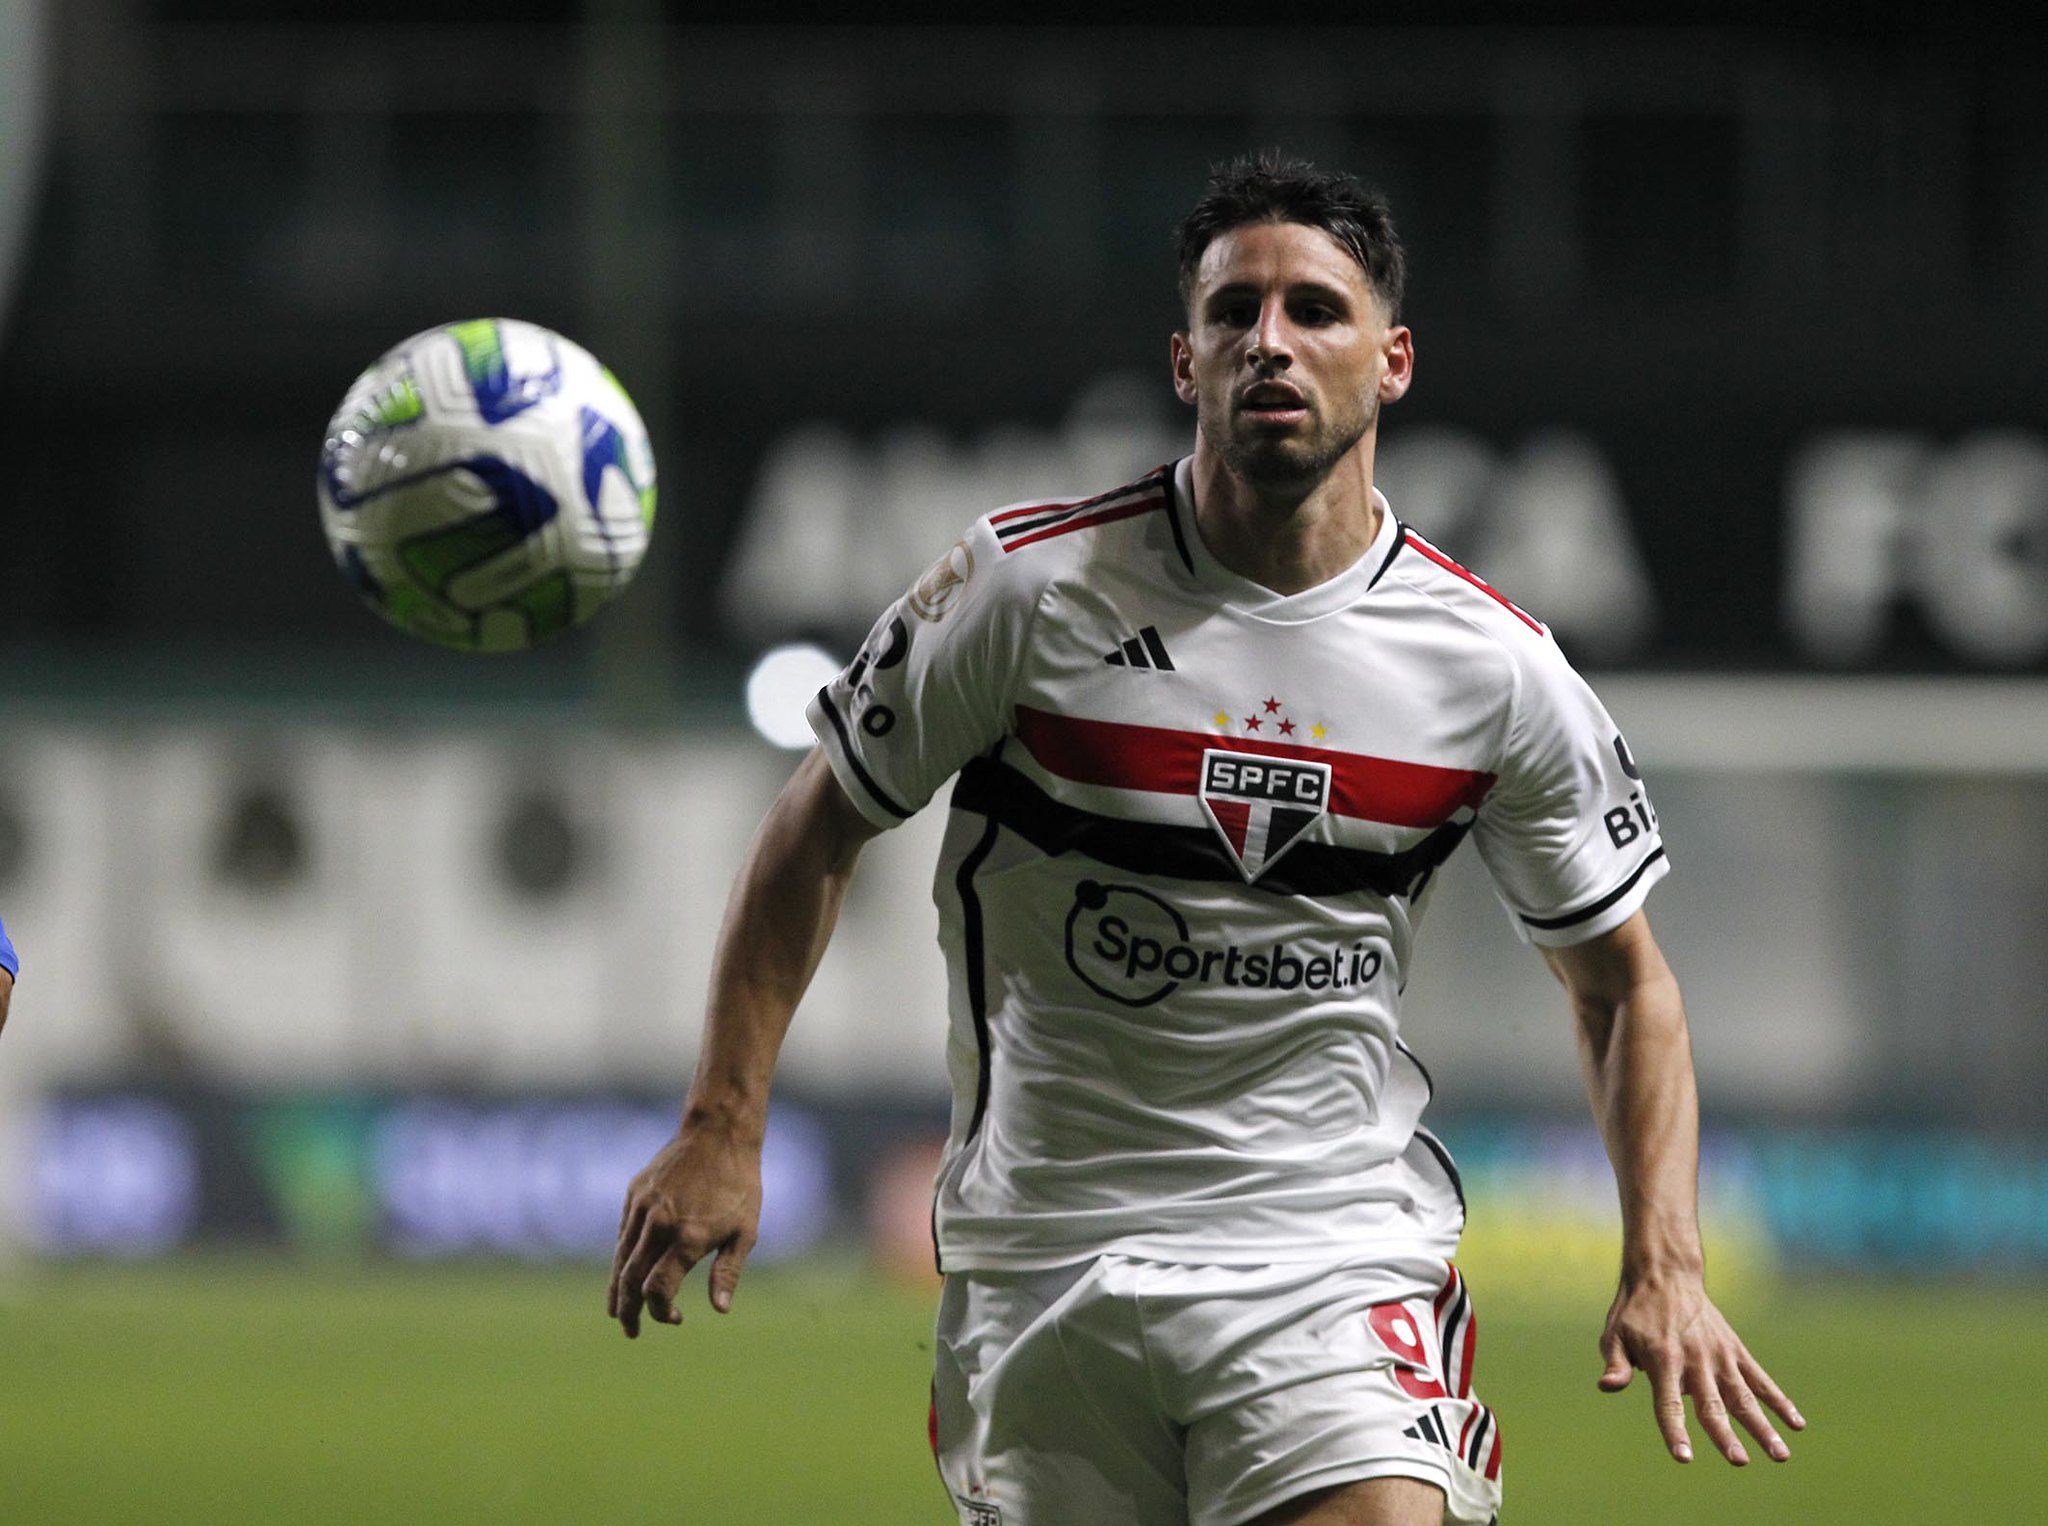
left=994, top=501, right=1109, bottom=543
left=1367, top=517, right=1409, bottom=590
left=1139, top=626, right=1175, bottom=671
left=993, top=476, right=1160, bottom=544
left=1519, top=847, right=1668, bottom=931
left=1466, top=1408, right=1493, bottom=1471
left=1415, top=1126, right=1466, bottom=1215
left=1161, top=472, right=1197, bottom=574
left=1440, top=1281, right=1471, bottom=1353
left=1397, top=1038, right=1435, bottom=1100
left=1413, top=1408, right=1442, bottom=1448
left=813, top=686, right=914, bottom=820
left=956, top=795, right=1005, bottom=1147
left=951, top=757, right=1472, bottom=901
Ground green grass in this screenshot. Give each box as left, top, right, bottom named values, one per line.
left=2, top=1259, right=2043, bottom=1523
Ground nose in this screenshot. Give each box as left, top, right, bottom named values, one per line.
left=1245, top=297, right=1294, bottom=373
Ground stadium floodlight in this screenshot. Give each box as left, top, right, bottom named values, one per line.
left=745, top=643, right=844, bottom=750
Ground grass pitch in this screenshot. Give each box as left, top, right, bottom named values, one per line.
left=2, top=1258, right=2041, bottom=1523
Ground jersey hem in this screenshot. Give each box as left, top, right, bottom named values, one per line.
left=806, top=687, right=916, bottom=828
left=1519, top=847, right=1671, bottom=947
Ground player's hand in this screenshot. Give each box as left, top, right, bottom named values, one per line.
left=607, top=1119, right=762, bottom=1338
left=1596, top=1271, right=1805, bottom=1466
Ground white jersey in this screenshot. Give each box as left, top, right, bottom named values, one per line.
left=809, top=456, right=1668, bottom=1272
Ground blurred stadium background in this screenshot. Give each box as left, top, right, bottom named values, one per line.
left=3, top=4, right=2046, bottom=1522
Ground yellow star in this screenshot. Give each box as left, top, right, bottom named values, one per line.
left=1311, top=723, right=1327, bottom=741
left=1213, top=710, right=1231, bottom=728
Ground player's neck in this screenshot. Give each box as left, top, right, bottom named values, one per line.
left=1188, top=436, right=1383, bottom=597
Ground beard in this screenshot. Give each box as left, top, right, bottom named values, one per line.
left=1208, top=388, right=1377, bottom=490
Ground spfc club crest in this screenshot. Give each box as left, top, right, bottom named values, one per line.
left=1199, top=749, right=1331, bottom=882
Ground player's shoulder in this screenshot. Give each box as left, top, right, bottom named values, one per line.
left=909, top=465, right=1174, bottom=634
left=973, top=465, right=1175, bottom=573
left=1378, top=522, right=1593, bottom=722
left=1384, top=523, right=1556, bottom=657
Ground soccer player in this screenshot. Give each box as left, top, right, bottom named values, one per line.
left=610, top=152, right=1803, bottom=1525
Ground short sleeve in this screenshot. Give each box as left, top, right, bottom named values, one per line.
left=0, top=915, right=16, bottom=978
left=807, top=517, right=1035, bottom=829
left=1470, top=638, right=1669, bottom=947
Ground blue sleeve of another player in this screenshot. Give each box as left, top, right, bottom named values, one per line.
left=0, top=914, right=16, bottom=978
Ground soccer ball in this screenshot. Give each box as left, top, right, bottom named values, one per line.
left=318, top=318, right=657, bottom=652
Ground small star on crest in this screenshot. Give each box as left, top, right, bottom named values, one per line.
left=1205, top=697, right=1326, bottom=743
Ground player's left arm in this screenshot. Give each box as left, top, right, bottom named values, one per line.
left=1544, top=910, right=1805, bottom=1467
left=0, top=967, right=12, bottom=1037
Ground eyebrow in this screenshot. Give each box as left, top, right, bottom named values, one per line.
left=1203, top=280, right=1355, bottom=308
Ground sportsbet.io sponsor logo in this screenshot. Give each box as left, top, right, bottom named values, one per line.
left=1064, top=879, right=1384, bottom=1008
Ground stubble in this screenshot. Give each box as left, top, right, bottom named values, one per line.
left=1210, top=388, right=1378, bottom=491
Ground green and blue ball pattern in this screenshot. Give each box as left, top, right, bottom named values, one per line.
left=318, top=318, right=657, bottom=653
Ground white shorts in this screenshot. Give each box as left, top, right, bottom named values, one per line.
left=931, top=1251, right=1502, bottom=1526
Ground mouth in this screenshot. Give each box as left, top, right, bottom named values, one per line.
left=1236, top=382, right=1309, bottom=426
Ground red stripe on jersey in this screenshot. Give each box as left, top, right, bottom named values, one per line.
left=990, top=468, right=1172, bottom=528
left=1402, top=531, right=1544, bottom=634
left=927, top=1400, right=939, bottom=1459
left=1457, top=1407, right=1478, bottom=1457
left=1434, top=1262, right=1460, bottom=1315
left=1000, top=495, right=1164, bottom=552
left=1012, top=706, right=1495, bottom=829
left=1484, top=1421, right=1502, bottom=1482
left=989, top=486, right=1128, bottom=526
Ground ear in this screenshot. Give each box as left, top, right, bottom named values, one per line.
left=1378, top=325, right=1414, bottom=404
left=1170, top=330, right=1198, bottom=406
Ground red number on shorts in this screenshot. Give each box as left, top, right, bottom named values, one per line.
left=1368, top=1301, right=1449, bottom=1401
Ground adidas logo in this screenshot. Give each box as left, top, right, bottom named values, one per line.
left=1403, top=1406, right=1454, bottom=1451
left=1103, top=625, right=1176, bottom=671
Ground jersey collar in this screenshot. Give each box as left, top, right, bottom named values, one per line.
left=1169, top=455, right=1403, bottom=623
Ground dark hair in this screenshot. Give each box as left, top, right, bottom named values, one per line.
left=1176, top=150, right=1407, bottom=320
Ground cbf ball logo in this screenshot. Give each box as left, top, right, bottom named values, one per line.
left=908, top=539, right=973, bottom=622
left=1199, top=749, right=1331, bottom=882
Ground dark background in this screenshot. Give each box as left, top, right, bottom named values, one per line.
left=6, top=6, right=2046, bottom=689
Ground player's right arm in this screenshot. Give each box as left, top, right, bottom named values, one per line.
left=610, top=515, right=1031, bottom=1337
left=608, top=747, right=881, bottom=1337
left=0, top=968, right=13, bottom=1038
